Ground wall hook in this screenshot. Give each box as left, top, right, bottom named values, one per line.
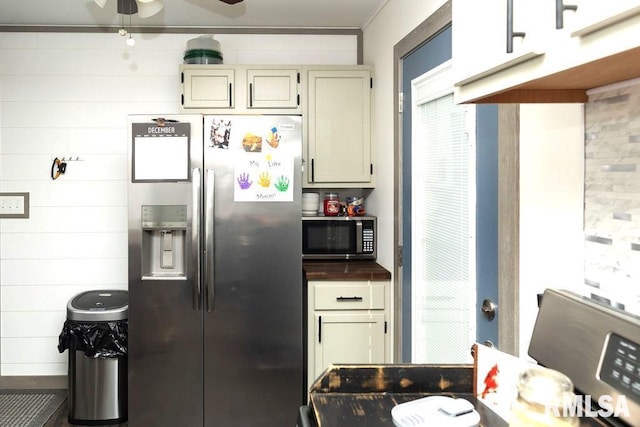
left=51, top=157, right=67, bottom=180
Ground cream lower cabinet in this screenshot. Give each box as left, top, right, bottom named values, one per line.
left=307, top=280, right=390, bottom=389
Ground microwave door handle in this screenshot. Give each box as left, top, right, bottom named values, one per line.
left=205, top=169, right=215, bottom=312
left=192, top=168, right=202, bottom=311
left=356, top=220, right=363, bottom=254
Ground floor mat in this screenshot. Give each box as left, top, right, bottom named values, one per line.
left=0, top=390, right=66, bottom=427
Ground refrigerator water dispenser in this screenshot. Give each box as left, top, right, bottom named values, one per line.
left=141, top=205, right=187, bottom=278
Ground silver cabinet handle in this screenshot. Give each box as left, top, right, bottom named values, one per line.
left=192, top=168, right=202, bottom=311
left=506, top=0, right=526, bottom=53
left=556, top=0, right=577, bottom=29
left=205, top=169, right=215, bottom=312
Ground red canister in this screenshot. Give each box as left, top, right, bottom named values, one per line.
left=323, top=193, right=340, bottom=216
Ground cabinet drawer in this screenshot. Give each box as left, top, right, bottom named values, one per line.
left=313, top=282, right=385, bottom=310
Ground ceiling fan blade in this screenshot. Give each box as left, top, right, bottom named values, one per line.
left=219, top=0, right=244, bottom=4
left=137, top=0, right=164, bottom=18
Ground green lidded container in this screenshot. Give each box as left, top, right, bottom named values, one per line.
left=183, top=35, right=223, bottom=64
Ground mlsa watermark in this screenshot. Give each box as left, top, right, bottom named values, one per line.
left=546, top=395, right=631, bottom=418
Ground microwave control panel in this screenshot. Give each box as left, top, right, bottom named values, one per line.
left=363, top=223, right=375, bottom=254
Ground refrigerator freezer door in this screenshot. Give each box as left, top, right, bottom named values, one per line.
left=203, top=115, right=304, bottom=426
left=128, top=115, right=205, bottom=426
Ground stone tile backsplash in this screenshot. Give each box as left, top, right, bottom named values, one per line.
left=584, top=80, right=640, bottom=314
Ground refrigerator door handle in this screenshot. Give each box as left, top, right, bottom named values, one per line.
left=205, top=169, right=215, bottom=312
left=192, top=167, right=202, bottom=311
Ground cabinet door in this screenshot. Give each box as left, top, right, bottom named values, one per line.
left=182, top=68, right=234, bottom=109
left=569, top=0, right=640, bottom=36
left=313, top=312, right=385, bottom=380
left=453, top=0, right=548, bottom=86
left=247, top=68, right=299, bottom=109
left=307, top=70, right=372, bottom=185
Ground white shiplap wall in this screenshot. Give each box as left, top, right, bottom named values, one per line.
left=0, top=31, right=357, bottom=376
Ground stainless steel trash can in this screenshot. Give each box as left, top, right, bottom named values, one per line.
left=66, top=290, right=128, bottom=425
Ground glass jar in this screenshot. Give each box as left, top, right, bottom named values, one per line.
left=510, top=365, right=579, bottom=427
left=323, top=193, right=340, bottom=216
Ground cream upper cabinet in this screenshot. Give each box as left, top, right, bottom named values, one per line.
left=181, top=66, right=235, bottom=109
left=246, top=68, right=299, bottom=109
left=180, top=65, right=301, bottom=113
left=453, top=0, right=640, bottom=104
left=304, top=67, right=373, bottom=188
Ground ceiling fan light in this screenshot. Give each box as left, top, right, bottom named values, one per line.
left=94, top=0, right=108, bottom=8
left=137, top=0, right=163, bottom=18
left=136, top=0, right=154, bottom=3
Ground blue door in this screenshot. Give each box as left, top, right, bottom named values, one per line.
left=401, top=24, right=499, bottom=362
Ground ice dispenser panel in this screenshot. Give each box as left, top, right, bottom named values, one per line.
left=141, top=205, right=187, bottom=279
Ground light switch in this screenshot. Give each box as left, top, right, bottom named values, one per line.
left=0, top=192, right=29, bottom=218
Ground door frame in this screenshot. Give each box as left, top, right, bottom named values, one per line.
left=392, top=0, right=520, bottom=360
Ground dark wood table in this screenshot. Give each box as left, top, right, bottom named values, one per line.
left=305, top=364, right=508, bottom=427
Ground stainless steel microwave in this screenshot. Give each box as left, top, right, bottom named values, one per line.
left=302, top=216, right=376, bottom=260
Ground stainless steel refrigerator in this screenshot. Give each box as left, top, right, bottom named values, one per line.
left=127, top=114, right=303, bottom=426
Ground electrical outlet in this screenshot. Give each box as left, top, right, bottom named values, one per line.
left=0, top=192, right=29, bottom=218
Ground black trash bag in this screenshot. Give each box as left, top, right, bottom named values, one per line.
left=58, top=319, right=128, bottom=358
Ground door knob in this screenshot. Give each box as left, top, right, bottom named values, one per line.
left=481, top=299, right=497, bottom=321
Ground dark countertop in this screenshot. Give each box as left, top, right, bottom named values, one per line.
left=303, top=260, right=391, bottom=281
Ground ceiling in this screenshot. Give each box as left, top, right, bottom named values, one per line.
left=0, top=0, right=387, bottom=30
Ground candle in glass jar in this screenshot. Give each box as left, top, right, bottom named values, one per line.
left=323, top=193, right=340, bottom=216
left=509, top=365, right=578, bottom=427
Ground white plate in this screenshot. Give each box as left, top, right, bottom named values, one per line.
left=391, top=396, right=480, bottom=427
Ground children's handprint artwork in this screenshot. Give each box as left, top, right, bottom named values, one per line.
left=267, top=127, right=281, bottom=148
left=257, top=172, right=272, bottom=188
left=237, top=173, right=252, bottom=190
left=231, top=124, right=294, bottom=201
left=274, top=175, right=289, bottom=192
